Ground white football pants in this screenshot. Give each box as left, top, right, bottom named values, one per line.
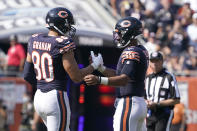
left=113, top=96, right=147, bottom=131
left=34, top=89, right=71, bottom=131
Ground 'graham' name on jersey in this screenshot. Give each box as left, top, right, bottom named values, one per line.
left=33, top=41, right=51, bottom=51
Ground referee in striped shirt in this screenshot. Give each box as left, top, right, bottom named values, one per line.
left=145, top=51, right=180, bottom=131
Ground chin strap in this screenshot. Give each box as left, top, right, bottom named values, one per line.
left=53, top=25, right=76, bottom=38
left=117, top=34, right=145, bottom=48
left=117, top=39, right=131, bottom=48
left=53, top=26, right=65, bottom=36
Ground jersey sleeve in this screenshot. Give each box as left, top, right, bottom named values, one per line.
left=121, top=60, right=138, bottom=80
left=120, top=48, right=140, bottom=80
left=58, top=37, right=76, bottom=54
left=121, top=50, right=140, bottom=64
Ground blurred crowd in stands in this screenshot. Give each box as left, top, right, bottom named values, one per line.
left=99, top=0, right=197, bottom=76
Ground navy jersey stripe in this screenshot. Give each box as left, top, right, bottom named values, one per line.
left=122, top=97, right=130, bottom=131
left=126, top=97, right=132, bottom=130
left=57, top=91, right=67, bottom=131
left=62, top=92, right=67, bottom=131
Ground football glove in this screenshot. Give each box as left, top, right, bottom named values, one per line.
left=97, top=54, right=106, bottom=73
left=90, top=51, right=103, bottom=70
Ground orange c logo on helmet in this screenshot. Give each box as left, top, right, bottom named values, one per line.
left=58, top=11, right=68, bottom=18
left=120, top=20, right=131, bottom=27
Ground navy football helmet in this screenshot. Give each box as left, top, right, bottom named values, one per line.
left=46, top=7, right=76, bottom=37
left=113, top=17, right=142, bottom=48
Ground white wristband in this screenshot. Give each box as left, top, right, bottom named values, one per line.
left=100, top=77, right=109, bottom=85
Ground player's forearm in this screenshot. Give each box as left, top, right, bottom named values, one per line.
left=23, top=61, right=37, bottom=86
left=70, top=65, right=94, bottom=83
left=79, top=65, right=94, bottom=79
left=158, top=98, right=180, bottom=107
left=104, top=74, right=129, bottom=87
left=102, top=68, right=116, bottom=77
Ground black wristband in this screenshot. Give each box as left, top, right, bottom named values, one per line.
left=98, top=76, right=101, bottom=84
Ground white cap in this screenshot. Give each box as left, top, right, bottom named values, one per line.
left=192, top=13, right=197, bottom=19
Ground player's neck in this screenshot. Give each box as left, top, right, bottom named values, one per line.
left=48, top=30, right=59, bottom=37
left=128, top=39, right=138, bottom=47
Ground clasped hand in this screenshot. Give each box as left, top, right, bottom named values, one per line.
left=84, top=74, right=99, bottom=85
left=90, top=51, right=105, bottom=71
left=85, top=51, right=105, bottom=85
left=146, top=100, right=157, bottom=110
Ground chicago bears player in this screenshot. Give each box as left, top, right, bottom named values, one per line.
left=84, top=17, right=149, bottom=131
left=23, top=7, right=101, bottom=131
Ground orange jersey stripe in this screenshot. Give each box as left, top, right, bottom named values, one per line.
left=60, top=43, right=76, bottom=53
left=121, top=51, right=140, bottom=63
left=63, top=42, right=75, bottom=49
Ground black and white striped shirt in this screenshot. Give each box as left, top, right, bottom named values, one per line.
left=145, top=68, right=180, bottom=104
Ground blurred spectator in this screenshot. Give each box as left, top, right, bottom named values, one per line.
left=186, top=45, right=196, bottom=56
left=130, top=0, right=145, bottom=20
left=143, top=9, right=157, bottom=32
left=110, top=0, right=122, bottom=17
left=120, top=0, right=145, bottom=20
left=177, top=45, right=196, bottom=70
left=155, top=22, right=168, bottom=46
left=183, top=0, right=197, bottom=12
left=182, top=54, right=197, bottom=76
left=186, top=13, right=197, bottom=50
left=143, top=28, right=149, bottom=42
left=168, top=19, right=188, bottom=54
left=6, top=35, right=26, bottom=76
left=177, top=2, right=193, bottom=29
left=155, top=0, right=178, bottom=28
left=141, top=0, right=160, bottom=14
left=144, top=32, right=160, bottom=54
left=0, top=99, right=7, bottom=131
left=171, top=103, right=187, bottom=131
left=165, top=53, right=184, bottom=75
left=120, top=0, right=132, bottom=17
left=0, top=48, right=7, bottom=72
left=160, top=45, right=171, bottom=58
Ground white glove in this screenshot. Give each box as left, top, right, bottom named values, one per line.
left=97, top=54, right=106, bottom=73
left=90, top=51, right=103, bottom=70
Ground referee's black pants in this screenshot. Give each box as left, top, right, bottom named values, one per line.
left=146, top=110, right=173, bottom=131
